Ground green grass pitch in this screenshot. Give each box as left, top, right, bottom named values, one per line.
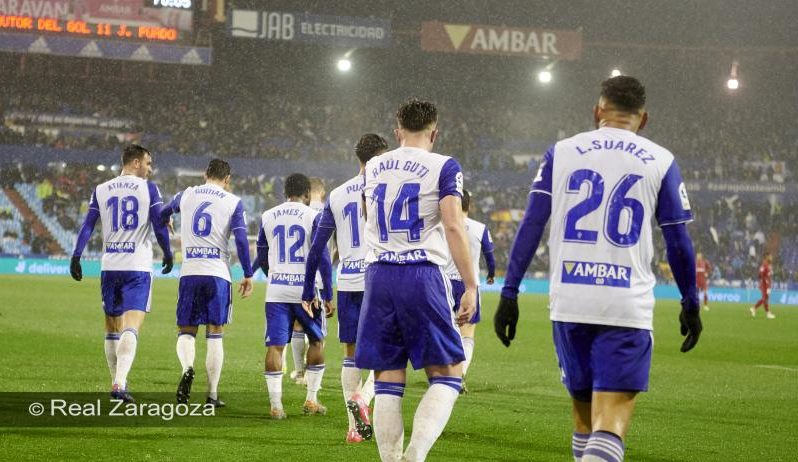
left=0, top=275, right=795, bottom=461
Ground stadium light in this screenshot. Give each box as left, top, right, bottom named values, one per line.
left=537, top=70, right=552, bottom=84
left=96, top=165, right=107, bottom=172
left=727, top=60, right=740, bottom=92
left=337, top=58, right=352, bottom=73
left=611, top=68, right=622, bottom=77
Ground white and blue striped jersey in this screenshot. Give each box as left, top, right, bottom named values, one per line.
left=259, top=201, right=320, bottom=303
left=318, top=175, right=368, bottom=292
left=534, top=126, right=693, bottom=330
left=444, top=217, right=493, bottom=281
left=89, top=175, right=162, bottom=272
left=167, top=184, right=247, bottom=282
left=363, top=147, right=463, bottom=267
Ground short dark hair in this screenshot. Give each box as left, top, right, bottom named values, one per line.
left=121, top=144, right=151, bottom=166
left=205, top=158, right=231, bottom=180
left=355, top=133, right=389, bottom=164
left=284, top=173, right=310, bottom=199
left=600, top=76, right=646, bottom=112
left=461, top=189, right=471, bottom=212
left=396, top=98, right=438, bottom=132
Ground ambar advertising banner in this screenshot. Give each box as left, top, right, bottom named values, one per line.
left=228, top=9, right=391, bottom=48
left=421, top=20, right=582, bottom=60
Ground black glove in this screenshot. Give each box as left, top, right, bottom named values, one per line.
left=679, top=301, right=702, bottom=353
left=70, top=256, right=82, bottom=281
left=494, top=296, right=519, bottom=347
left=161, top=254, right=174, bottom=274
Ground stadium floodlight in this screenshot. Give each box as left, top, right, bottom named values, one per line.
left=727, top=60, right=740, bottom=91
left=337, top=58, right=352, bottom=73
left=611, top=69, right=622, bottom=77
left=96, top=165, right=107, bottom=172
left=537, top=70, right=552, bottom=84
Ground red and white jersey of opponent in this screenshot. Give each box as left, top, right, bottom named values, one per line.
left=759, top=259, right=772, bottom=290
left=695, top=255, right=711, bottom=290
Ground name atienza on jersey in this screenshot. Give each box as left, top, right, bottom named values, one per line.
left=363, top=147, right=463, bottom=267
left=90, top=175, right=163, bottom=272
left=534, top=126, right=693, bottom=330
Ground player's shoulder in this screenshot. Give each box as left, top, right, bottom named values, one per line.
left=329, top=175, right=361, bottom=202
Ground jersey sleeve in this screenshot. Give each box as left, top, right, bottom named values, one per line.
left=530, top=145, right=554, bottom=195
left=656, top=160, right=693, bottom=227
left=72, top=188, right=100, bottom=258
left=147, top=181, right=164, bottom=209
left=481, top=226, right=496, bottom=278
left=230, top=200, right=248, bottom=232
left=318, top=200, right=336, bottom=230
left=161, top=190, right=183, bottom=223
left=438, top=158, right=464, bottom=200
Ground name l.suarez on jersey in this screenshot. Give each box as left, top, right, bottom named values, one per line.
left=561, top=260, right=631, bottom=288
left=574, top=139, right=656, bottom=164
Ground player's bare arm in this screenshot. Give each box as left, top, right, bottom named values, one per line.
left=441, top=195, right=477, bottom=325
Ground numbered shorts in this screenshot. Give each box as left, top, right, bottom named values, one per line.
left=552, top=321, right=652, bottom=402
left=265, top=302, right=326, bottom=346
left=450, top=279, right=481, bottom=324
left=176, top=275, right=232, bottom=326
left=101, top=270, right=152, bottom=316
left=355, top=262, right=465, bottom=371
left=338, top=291, right=364, bottom=344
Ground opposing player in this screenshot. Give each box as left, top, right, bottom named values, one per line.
left=303, top=133, right=389, bottom=443
left=254, top=173, right=333, bottom=419
left=494, top=76, right=702, bottom=462
left=357, top=99, right=477, bottom=462
left=442, top=189, right=496, bottom=393
left=750, top=252, right=775, bottom=319
left=695, top=252, right=712, bottom=311
left=70, top=144, right=173, bottom=402
left=160, top=159, right=254, bottom=407
left=288, top=177, right=328, bottom=385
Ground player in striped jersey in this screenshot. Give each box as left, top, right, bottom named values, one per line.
left=303, top=133, right=390, bottom=443
left=71, top=145, right=173, bottom=402
left=254, top=173, right=333, bottom=419
left=161, top=159, right=254, bottom=407
left=442, top=189, right=496, bottom=393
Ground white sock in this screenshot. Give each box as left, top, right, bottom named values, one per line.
left=461, top=336, right=475, bottom=377
left=114, top=329, right=138, bottom=388
left=361, top=369, right=375, bottom=404
left=374, top=381, right=406, bottom=462
left=403, top=378, right=462, bottom=462
left=176, top=333, right=196, bottom=373
left=104, top=333, right=119, bottom=384
left=265, top=371, right=284, bottom=410
left=341, top=357, right=361, bottom=430
left=206, top=334, right=224, bottom=400
left=305, top=364, right=325, bottom=402
left=291, top=331, right=306, bottom=374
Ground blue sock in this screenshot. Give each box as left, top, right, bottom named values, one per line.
left=572, top=432, right=590, bottom=460
left=583, top=431, right=624, bottom=462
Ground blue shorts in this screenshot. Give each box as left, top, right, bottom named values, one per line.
left=100, top=270, right=152, bottom=316
left=450, top=279, right=481, bottom=324
left=552, top=321, right=653, bottom=402
left=176, top=275, right=232, bottom=326
left=265, top=302, right=326, bottom=346
left=355, top=263, right=465, bottom=371
left=338, top=291, right=364, bottom=344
